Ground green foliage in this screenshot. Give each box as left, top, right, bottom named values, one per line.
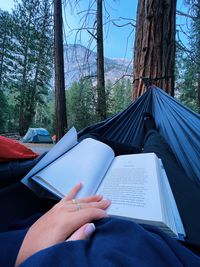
left=176, top=50, right=200, bottom=113
left=0, top=90, right=8, bottom=131
left=0, top=10, right=16, bottom=91
left=175, top=1, right=200, bottom=113
left=31, top=94, right=55, bottom=134
left=66, top=78, right=97, bottom=131
left=66, top=78, right=132, bottom=131
left=0, top=0, right=53, bottom=135
left=12, top=0, right=53, bottom=134
left=107, top=79, right=132, bottom=116
left=5, top=91, right=20, bottom=131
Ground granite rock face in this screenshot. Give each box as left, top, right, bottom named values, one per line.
left=63, top=44, right=132, bottom=88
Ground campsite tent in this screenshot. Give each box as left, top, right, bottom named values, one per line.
left=22, top=128, right=53, bottom=143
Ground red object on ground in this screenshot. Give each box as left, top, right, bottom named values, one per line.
left=0, top=136, right=39, bottom=162
left=52, top=135, right=56, bottom=142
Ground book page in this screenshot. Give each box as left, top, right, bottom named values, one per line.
left=155, top=159, right=178, bottom=236
left=32, top=138, right=115, bottom=198
left=96, top=153, right=163, bottom=223
left=158, top=160, right=185, bottom=236
left=22, top=127, right=78, bottom=191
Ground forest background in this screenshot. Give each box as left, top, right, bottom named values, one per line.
left=0, top=0, right=199, bottom=136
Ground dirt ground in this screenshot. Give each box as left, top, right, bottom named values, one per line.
left=23, top=143, right=54, bottom=155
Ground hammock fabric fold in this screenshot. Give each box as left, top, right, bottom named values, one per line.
left=79, top=86, right=200, bottom=185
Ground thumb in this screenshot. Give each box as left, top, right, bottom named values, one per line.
left=66, top=223, right=95, bottom=242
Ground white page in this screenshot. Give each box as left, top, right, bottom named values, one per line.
left=22, top=127, right=78, bottom=192
left=97, top=153, right=163, bottom=223
left=32, top=138, right=115, bottom=198
left=156, top=160, right=178, bottom=236
left=159, top=160, right=186, bottom=236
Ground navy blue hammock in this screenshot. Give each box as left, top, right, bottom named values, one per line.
left=79, top=85, right=200, bottom=186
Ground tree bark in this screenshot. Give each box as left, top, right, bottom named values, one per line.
left=0, top=35, right=5, bottom=90
left=132, top=0, right=177, bottom=100
left=19, top=16, right=31, bottom=136
left=96, top=0, right=106, bottom=119
left=54, top=0, right=67, bottom=141
left=29, top=1, right=50, bottom=126
left=196, top=0, right=200, bottom=108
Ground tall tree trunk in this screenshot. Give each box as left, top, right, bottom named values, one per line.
left=0, top=35, right=5, bottom=90
left=196, top=1, right=200, bottom=108
left=54, top=0, right=67, bottom=141
left=197, top=18, right=200, bottom=107
left=19, top=27, right=30, bottom=136
left=197, top=77, right=200, bottom=106
left=132, top=0, right=177, bottom=100
left=96, top=0, right=106, bottom=119
left=29, top=2, right=50, bottom=126
left=19, top=63, right=27, bottom=135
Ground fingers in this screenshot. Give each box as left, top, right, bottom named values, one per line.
left=61, top=184, right=111, bottom=232
left=64, top=183, right=82, bottom=200
left=66, top=208, right=108, bottom=236
left=63, top=194, right=103, bottom=204
left=59, top=204, right=108, bottom=239
left=63, top=184, right=102, bottom=202
left=66, top=223, right=95, bottom=242
left=80, top=207, right=108, bottom=220
left=60, top=198, right=111, bottom=213
left=75, top=199, right=111, bottom=211
left=74, top=195, right=103, bottom=203
left=62, top=183, right=104, bottom=204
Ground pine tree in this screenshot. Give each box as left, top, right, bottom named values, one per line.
left=0, top=90, right=8, bottom=131
left=186, top=0, right=200, bottom=108
left=175, top=0, right=200, bottom=112
left=112, top=80, right=126, bottom=114
left=110, top=79, right=132, bottom=115
left=105, top=80, right=114, bottom=117
left=25, top=0, right=53, bottom=129
left=67, top=78, right=97, bottom=130
left=12, top=0, right=53, bottom=135
left=176, top=48, right=200, bottom=112
left=0, top=10, right=15, bottom=91
left=124, top=79, right=132, bottom=107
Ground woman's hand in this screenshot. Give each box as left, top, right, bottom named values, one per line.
left=15, top=183, right=111, bottom=266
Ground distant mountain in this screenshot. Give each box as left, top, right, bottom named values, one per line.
left=63, top=44, right=132, bottom=88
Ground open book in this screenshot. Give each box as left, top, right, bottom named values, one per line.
left=25, top=130, right=185, bottom=240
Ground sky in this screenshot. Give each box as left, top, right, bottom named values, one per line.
left=0, top=0, right=189, bottom=60
left=62, top=0, right=137, bottom=59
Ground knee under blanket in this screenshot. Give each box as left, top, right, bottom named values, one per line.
left=1, top=217, right=200, bottom=267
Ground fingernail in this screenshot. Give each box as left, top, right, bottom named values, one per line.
left=104, top=198, right=111, bottom=204
left=84, top=223, right=95, bottom=237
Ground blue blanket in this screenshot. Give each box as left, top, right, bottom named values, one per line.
left=1, top=216, right=200, bottom=267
